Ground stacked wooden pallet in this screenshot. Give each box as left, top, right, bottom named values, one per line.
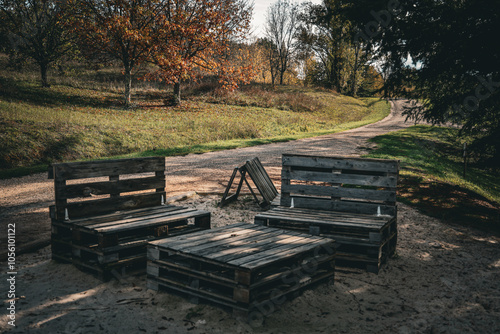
left=255, top=207, right=396, bottom=272
left=255, top=154, right=399, bottom=273
left=147, top=223, right=335, bottom=318
left=69, top=205, right=210, bottom=280
left=49, top=157, right=211, bottom=280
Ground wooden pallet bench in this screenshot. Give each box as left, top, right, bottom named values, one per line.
left=49, top=157, right=210, bottom=280
left=147, top=222, right=335, bottom=319
left=220, top=157, right=278, bottom=208
left=254, top=154, right=399, bottom=273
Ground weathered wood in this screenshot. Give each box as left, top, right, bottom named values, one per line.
left=282, top=169, right=398, bottom=188
left=245, top=158, right=278, bottom=204
left=49, top=156, right=211, bottom=280
left=52, top=157, right=165, bottom=180
left=147, top=224, right=335, bottom=315
left=60, top=192, right=165, bottom=221
left=281, top=184, right=396, bottom=203
left=282, top=154, right=399, bottom=173
left=219, top=157, right=278, bottom=208
left=280, top=196, right=396, bottom=216
left=61, top=177, right=165, bottom=199
left=264, top=154, right=399, bottom=273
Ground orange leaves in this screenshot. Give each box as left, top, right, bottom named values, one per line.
left=62, top=0, right=252, bottom=104
left=150, top=0, right=253, bottom=92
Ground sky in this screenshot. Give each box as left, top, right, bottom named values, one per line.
left=251, top=0, right=323, bottom=38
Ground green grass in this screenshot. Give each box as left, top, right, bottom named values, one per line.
left=0, top=74, right=390, bottom=178
left=365, top=125, right=500, bottom=233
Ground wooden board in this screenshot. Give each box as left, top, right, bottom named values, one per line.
left=282, top=154, right=399, bottom=173
left=147, top=223, right=335, bottom=315
left=50, top=157, right=165, bottom=180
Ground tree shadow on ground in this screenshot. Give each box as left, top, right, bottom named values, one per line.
left=398, top=175, right=500, bottom=235
left=0, top=77, right=121, bottom=109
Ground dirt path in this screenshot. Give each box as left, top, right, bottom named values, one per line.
left=1, top=99, right=500, bottom=333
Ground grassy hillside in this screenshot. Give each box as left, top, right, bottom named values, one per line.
left=0, top=64, right=390, bottom=178
left=365, top=125, right=500, bottom=233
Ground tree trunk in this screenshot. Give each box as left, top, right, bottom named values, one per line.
left=40, top=63, right=50, bottom=88
left=350, top=44, right=361, bottom=97
left=173, top=82, right=181, bottom=105
left=124, top=65, right=132, bottom=107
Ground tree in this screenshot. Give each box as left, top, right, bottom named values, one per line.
left=264, top=0, right=299, bottom=85
left=0, top=0, right=73, bottom=87
left=344, top=0, right=500, bottom=168
left=297, top=0, right=371, bottom=95
left=64, top=0, right=167, bottom=107
left=150, top=0, right=253, bottom=105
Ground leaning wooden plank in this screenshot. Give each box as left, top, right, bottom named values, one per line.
left=253, top=157, right=278, bottom=198
left=245, top=159, right=275, bottom=204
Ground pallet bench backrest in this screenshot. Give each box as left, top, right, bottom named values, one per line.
left=280, top=154, right=399, bottom=216
left=49, top=157, right=166, bottom=221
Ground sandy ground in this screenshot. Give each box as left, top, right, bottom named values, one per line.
left=1, top=100, right=500, bottom=333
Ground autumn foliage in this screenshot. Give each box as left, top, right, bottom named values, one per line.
left=62, top=0, right=253, bottom=106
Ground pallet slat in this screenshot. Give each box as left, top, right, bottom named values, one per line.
left=282, top=184, right=396, bottom=203
left=282, top=169, right=398, bottom=188
left=52, top=157, right=165, bottom=180
left=62, top=177, right=165, bottom=199
left=282, top=154, right=399, bottom=173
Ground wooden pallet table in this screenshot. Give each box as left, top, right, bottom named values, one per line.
left=147, top=222, right=335, bottom=319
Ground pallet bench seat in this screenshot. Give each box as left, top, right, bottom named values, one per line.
left=147, top=222, right=335, bottom=319
left=254, top=154, right=399, bottom=273
left=49, top=157, right=210, bottom=280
